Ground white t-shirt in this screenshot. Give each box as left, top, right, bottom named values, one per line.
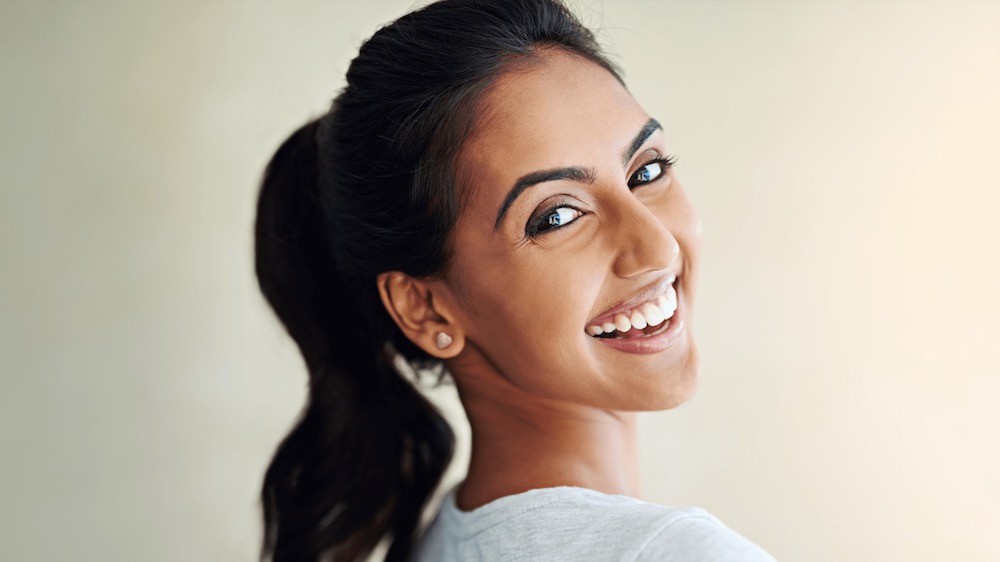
left=413, top=485, right=776, bottom=562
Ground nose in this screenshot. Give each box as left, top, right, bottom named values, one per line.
left=610, top=195, right=680, bottom=279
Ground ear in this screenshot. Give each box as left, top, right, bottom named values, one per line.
left=376, top=271, right=465, bottom=359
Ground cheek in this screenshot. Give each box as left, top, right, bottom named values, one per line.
left=681, top=202, right=703, bottom=259
left=453, top=245, right=605, bottom=387
left=670, top=187, right=702, bottom=292
left=651, top=185, right=702, bottom=264
left=674, top=185, right=702, bottom=249
left=466, top=251, right=597, bottom=339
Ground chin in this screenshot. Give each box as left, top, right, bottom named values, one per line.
left=638, top=344, right=701, bottom=411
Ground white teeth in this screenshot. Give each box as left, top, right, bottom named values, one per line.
left=641, top=302, right=665, bottom=326
left=657, top=295, right=676, bottom=320
left=630, top=309, right=647, bottom=330
left=614, top=313, right=632, bottom=333
left=587, top=280, right=680, bottom=336
left=664, top=284, right=677, bottom=313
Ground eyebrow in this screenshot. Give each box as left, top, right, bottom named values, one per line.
left=492, top=118, right=663, bottom=232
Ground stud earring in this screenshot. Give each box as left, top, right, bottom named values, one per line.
left=435, top=332, right=453, bottom=350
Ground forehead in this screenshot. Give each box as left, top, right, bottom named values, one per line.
left=458, top=49, right=649, bottom=210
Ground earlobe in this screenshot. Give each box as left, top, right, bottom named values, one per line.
left=376, top=271, right=465, bottom=359
left=435, top=331, right=454, bottom=350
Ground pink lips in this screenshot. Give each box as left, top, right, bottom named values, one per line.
left=588, top=274, right=686, bottom=355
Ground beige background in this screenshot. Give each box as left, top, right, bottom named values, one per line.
left=2, top=1, right=998, bottom=560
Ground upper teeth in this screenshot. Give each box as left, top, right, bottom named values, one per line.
left=586, top=283, right=677, bottom=336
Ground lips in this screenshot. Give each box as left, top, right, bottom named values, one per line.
left=586, top=274, right=678, bottom=339
left=585, top=274, right=687, bottom=354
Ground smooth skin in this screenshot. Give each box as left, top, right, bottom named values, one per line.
left=377, top=49, right=703, bottom=512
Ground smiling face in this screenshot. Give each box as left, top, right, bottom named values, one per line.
left=439, top=49, right=703, bottom=412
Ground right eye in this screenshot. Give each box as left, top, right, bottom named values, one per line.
left=526, top=205, right=583, bottom=237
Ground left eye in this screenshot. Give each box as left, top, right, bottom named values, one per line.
left=526, top=204, right=583, bottom=238
left=542, top=206, right=581, bottom=229
left=627, top=157, right=675, bottom=189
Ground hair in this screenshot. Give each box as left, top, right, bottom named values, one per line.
left=253, top=1, right=620, bottom=560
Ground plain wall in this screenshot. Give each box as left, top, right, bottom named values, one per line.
left=1, top=1, right=997, bottom=560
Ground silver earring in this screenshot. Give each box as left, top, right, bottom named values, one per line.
left=435, top=332, right=453, bottom=350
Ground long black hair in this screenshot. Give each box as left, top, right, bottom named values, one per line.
left=254, top=1, right=620, bottom=560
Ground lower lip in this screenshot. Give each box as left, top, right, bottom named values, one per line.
left=591, top=285, right=686, bottom=355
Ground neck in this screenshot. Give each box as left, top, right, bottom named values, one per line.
left=451, top=367, right=642, bottom=512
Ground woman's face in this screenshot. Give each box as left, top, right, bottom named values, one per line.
left=442, top=50, right=702, bottom=411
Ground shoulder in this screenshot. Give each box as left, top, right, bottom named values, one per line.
left=634, top=508, right=777, bottom=562
left=534, top=492, right=775, bottom=562
left=414, top=486, right=775, bottom=562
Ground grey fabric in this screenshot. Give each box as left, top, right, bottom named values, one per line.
left=413, top=485, right=776, bottom=562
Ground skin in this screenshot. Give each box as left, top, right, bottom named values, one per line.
left=377, top=49, right=703, bottom=512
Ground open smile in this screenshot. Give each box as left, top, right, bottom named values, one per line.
left=585, top=274, right=685, bottom=354
left=586, top=277, right=676, bottom=339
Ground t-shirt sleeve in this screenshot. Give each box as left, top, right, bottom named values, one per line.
left=634, top=512, right=777, bottom=562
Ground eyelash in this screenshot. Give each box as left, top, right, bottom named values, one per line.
left=628, top=154, right=677, bottom=188
left=524, top=154, right=678, bottom=238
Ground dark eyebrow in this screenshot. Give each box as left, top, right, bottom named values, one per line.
left=622, top=118, right=662, bottom=167
left=492, top=118, right=662, bottom=233
left=492, top=166, right=595, bottom=232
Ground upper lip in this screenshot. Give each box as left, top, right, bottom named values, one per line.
left=586, top=272, right=680, bottom=327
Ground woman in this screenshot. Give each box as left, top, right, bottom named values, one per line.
left=255, top=0, right=775, bottom=560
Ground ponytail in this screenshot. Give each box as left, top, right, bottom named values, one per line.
left=253, top=1, right=620, bottom=560
left=255, top=119, right=454, bottom=561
